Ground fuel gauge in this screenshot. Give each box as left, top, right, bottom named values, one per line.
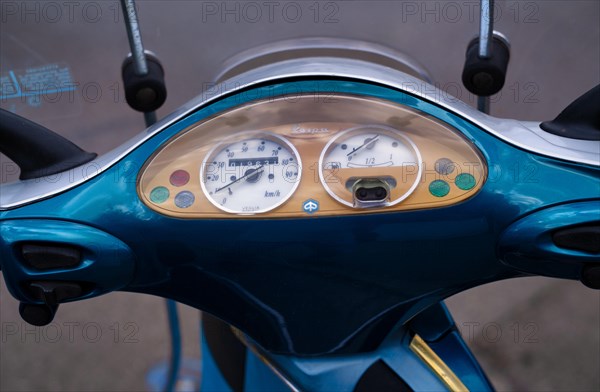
left=319, top=125, right=422, bottom=208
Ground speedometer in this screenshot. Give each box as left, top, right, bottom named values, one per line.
left=200, top=132, right=301, bottom=214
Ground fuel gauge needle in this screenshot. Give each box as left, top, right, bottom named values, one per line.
left=215, top=165, right=265, bottom=193
left=347, top=135, right=380, bottom=156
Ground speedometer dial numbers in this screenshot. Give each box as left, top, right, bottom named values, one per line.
left=200, top=133, right=301, bottom=214
left=319, top=125, right=422, bottom=208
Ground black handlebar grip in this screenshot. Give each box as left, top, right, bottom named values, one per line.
left=0, top=109, right=97, bottom=180
left=462, top=37, right=510, bottom=97
left=540, top=84, right=600, bottom=140
left=122, top=54, right=167, bottom=113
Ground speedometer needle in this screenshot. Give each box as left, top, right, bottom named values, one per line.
left=346, top=135, right=380, bottom=156
left=215, top=165, right=265, bottom=193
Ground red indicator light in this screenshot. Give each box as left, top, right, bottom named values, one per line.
left=170, top=170, right=190, bottom=187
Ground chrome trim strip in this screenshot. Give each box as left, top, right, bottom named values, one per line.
left=2, top=57, right=598, bottom=210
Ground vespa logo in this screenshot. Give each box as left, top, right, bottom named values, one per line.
left=302, top=199, right=320, bottom=214
left=291, top=124, right=330, bottom=135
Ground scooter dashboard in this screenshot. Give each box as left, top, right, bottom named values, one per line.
left=138, top=94, right=486, bottom=218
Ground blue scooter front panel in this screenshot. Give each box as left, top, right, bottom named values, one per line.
left=1, top=79, right=598, bottom=356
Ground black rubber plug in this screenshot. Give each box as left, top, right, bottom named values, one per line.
left=19, top=302, right=58, bottom=326
left=462, top=36, right=510, bottom=97
left=122, top=53, right=167, bottom=113
left=581, top=264, right=600, bottom=290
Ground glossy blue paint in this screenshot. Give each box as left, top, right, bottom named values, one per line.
left=243, top=351, right=290, bottom=391
left=1, top=80, right=598, bottom=356
left=256, top=301, right=493, bottom=391
left=499, top=201, right=600, bottom=279
left=199, top=325, right=290, bottom=392
left=0, top=219, right=135, bottom=303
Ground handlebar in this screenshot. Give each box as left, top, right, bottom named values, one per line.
left=1, top=58, right=598, bottom=359
left=0, top=109, right=96, bottom=180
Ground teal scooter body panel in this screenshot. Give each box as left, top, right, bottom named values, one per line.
left=1, top=80, right=598, bottom=355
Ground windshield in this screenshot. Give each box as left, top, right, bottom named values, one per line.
left=1, top=0, right=598, bottom=185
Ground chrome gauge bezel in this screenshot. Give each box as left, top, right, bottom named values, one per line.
left=318, top=125, right=423, bottom=208
left=200, top=131, right=302, bottom=214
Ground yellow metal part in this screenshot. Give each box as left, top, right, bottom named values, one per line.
left=410, top=334, right=469, bottom=392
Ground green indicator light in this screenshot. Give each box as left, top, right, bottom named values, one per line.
left=150, top=186, right=170, bottom=204
left=455, top=173, right=476, bottom=190
left=429, top=180, right=450, bottom=197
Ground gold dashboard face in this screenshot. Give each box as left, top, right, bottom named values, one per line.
left=138, top=94, right=487, bottom=218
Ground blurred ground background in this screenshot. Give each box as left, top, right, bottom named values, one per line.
left=1, top=1, right=599, bottom=391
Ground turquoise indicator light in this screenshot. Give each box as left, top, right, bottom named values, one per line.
left=455, top=173, right=476, bottom=190
left=150, top=186, right=170, bottom=204
left=429, top=180, right=450, bottom=197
